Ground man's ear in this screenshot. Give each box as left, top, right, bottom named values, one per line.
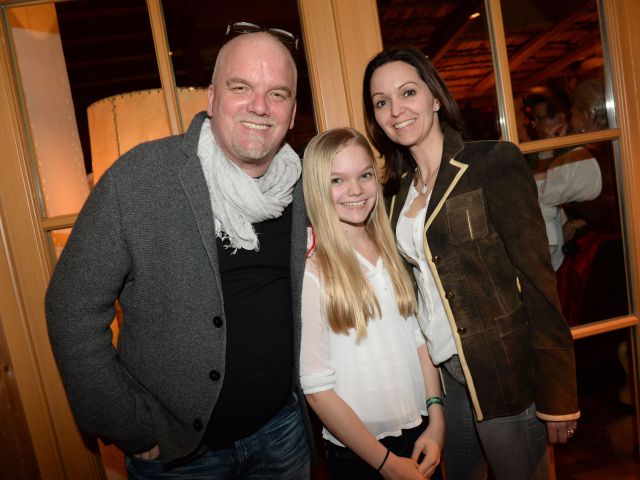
left=206, top=84, right=215, bottom=116
left=288, top=101, right=297, bottom=130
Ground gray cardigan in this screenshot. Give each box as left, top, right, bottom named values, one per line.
left=45, top=112, right=312, bottom=465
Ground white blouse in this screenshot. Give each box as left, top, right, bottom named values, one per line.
left=300, top=252, right=427, bottom=447
left=395, top=185, right=457, bottom=365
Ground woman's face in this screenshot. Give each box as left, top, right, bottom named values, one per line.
left=369, top=61, right=440, bottom=149
left=570, top=106, right=590, bottom=134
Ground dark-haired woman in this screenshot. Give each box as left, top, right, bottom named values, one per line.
left=362, top=45, right=580, bottom=479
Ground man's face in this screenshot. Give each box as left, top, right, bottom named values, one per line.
left=530, top=102, right=566, bottom=139
left=207, top=33, right=297, bottom=176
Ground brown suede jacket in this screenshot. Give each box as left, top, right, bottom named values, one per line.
left=386, top=127, right=580, bottom=422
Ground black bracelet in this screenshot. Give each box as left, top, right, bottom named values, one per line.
left=376, top=448, right=390, bottom=472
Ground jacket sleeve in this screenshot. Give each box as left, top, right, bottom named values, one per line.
left=484, top=142, right=580, bottom=421
left=45, top=165, right=156, bottom=453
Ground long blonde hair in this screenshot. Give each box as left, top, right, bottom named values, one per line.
left=303, top=128, right=416, bottom=341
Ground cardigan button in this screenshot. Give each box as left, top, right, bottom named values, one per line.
left=209, top=370, right=221, bottom=381
left=213, top=316, right=223, bottom=328
left=432, top=255, right=441, bottom=264
left=193, top=419, right=203, bottom=431
left=457, top=327, right=467, bottom=335
left=445, top=291, right=455, bottom=300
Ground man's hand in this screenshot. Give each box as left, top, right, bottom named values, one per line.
left=133, top=445, right=160, bottom=460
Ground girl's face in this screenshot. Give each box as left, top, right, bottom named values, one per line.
left=369, top=61, right=441, bottom=150
left=330, top=143, right=378, bottom=232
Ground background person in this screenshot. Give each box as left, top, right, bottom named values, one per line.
left=555, top=78, right=625, bottom=325
left=300, top=127, right=444, bottom=479
left=363, top=45, right=580, bottom=480
left=46, top=30, right=311, bottom=478
left=523, top=92, right=602, bottom=271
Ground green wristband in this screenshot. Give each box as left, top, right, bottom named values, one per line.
left=426, top=396, right=444, bottom=410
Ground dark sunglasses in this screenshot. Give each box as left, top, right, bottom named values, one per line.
left=225, top=21, right=299, bottom=51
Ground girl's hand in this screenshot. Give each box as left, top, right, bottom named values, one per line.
left=412, top=420, right=444, bottom=478
left=380, top=453, right=425, bottom=479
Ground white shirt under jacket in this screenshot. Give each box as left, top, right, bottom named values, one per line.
left=300, top=251, right=427, bottom=447
left=395, top=185, right=457, bottom=365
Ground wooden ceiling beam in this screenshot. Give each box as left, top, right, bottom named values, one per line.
left=431, top=1, right=483, bottom=64
left=471, top=2, right=594, bottom=95
left=523, top=41, right=601, bottom=88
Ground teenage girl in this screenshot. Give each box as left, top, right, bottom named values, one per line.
left=300, top=127, right=444, bottom=479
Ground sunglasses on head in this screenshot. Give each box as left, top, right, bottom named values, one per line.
left=225, top=21, right=299, bottom=51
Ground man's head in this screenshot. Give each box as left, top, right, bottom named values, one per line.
left=207, top=32, right=298, bottom=177
left=525, top=94, right=567, bottom=139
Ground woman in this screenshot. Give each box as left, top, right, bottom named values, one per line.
left=362, top=45, right=580, bottom=479
left=300, top=128, right=444, bottom=479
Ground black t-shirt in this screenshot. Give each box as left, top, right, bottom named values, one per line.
left=203, top=204, right=293, bottom=449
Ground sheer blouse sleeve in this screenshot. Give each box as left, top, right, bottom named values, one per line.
left=300, top=260, right=335, bottom=394
left=411, top=314, right=426, bottom=348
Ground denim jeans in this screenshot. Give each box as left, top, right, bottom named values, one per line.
left=324, top=419, right=444, bottom=480
left=441, top=359, right=549, bottom=480
left=126, top=393, right=310, bottom=479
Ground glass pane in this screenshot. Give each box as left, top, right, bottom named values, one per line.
left=555, top=328, right=639, bottom=477
left=502, top=0, right=610, bottom=142
left=48, top=228, right=124, bottom=480
left=530, top=140, right=629, bottom=325
left=56, top=0, right=166, bottom=184
left=8, top=0, right=162, bottom=217
left=160, top=0, right=317, bottom=156
left=48, top=228, right=72, bottom=260
left=376, top=0, right=500, bottom=140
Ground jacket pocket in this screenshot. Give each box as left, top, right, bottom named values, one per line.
left=445, top=189, right=489, bottom=245
left=495, top=303, right=534, bottom=395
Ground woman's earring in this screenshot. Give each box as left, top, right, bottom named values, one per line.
left=434, top=103, right=440, bottom=111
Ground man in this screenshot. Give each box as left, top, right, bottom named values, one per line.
left=526, top=94, right=568, bottom=141
left=46, top=31, right=311, bottom=478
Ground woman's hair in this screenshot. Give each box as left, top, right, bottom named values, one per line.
left=302, top=127, right=417, bottom=341
left=571, top=78, right=607, bottom=131
left=362, top=45, right=466, bottom=196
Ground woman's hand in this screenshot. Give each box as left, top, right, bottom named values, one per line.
left=547, top=420, right=578, bottom=444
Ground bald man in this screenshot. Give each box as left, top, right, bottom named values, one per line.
left=46, top=32, right=311, bottom=478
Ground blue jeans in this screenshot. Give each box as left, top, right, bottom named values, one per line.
left=126, top=393, right=310, bottom=479
left=441, top=358, right=549, bottom=480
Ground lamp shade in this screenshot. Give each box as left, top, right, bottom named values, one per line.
left=87, top=87, right=208, bottom=182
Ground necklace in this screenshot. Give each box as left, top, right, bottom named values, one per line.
left=415, top=165, right=440, bottom=195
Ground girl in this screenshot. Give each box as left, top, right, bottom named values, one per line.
left=362, top=45, right=580, bottom=479
left=300, top=128, right=444, bottom=479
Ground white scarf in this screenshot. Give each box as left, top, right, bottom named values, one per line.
left=197, top=119, right=301, bottom=252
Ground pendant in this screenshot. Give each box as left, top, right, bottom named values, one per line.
left=420, top=184, right=428, bottom=195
